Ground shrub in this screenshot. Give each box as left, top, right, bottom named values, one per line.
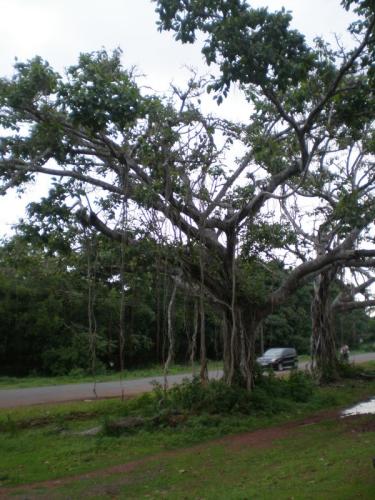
left=98, top=373, right=320, bottom=437
left=151, top=373, right=316, bottom=417
left=151, top=377, right=250, bottom=414
left=287, top=371, right=314, bottom=402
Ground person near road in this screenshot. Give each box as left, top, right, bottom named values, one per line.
left=340, top=344, right=350, bottom=363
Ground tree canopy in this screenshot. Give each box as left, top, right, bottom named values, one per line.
left=0, top=0, right=375, bottom=387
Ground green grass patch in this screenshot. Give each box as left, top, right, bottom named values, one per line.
left=68, top=414, right=373, bottom=499
left=298, top=354, right=311, bottom=362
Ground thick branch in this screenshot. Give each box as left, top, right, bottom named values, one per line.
left=333, top=299, right=375, bottom=313
left=76, top=209, right=136, bottom=245
left=229, top=161, right=301, bottom=226
left=269, top=248, right=375, bottom=311
left=1, top=158, right=125, bottom=196
left=204, top=153, right=252, bottom=218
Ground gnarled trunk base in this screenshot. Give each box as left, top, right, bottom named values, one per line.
left=311, top=271, right=339, bottom=382
left=222, top=308, right=258, bottom=391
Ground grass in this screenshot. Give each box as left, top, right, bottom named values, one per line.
left=1, top=370, right=375, bottom=493
left=71, top=414, right=373, bottom=499
left=0, top=361, right=223, bottom=390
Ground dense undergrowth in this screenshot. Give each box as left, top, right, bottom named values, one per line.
left=100, top=371, right=340, bottom=437
left=155, top=371, right=313, bottom=413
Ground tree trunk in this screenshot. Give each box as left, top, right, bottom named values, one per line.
left=222, top=307, right=258, bottom=390
left=199, top=292, right=208, bottom=383
left=311, top=270, right=339, bottom=382
left=155, top=270, right=162, bottom=363
left=190, top=299, right=199, bottom=374
left=164, top=279, right=177, bottom=373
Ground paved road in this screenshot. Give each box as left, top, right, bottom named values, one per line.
left=0, top=353, right=374, bottom=409
left=0, top=369, right=224, bottom=409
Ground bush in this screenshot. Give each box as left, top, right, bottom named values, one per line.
left=151, top=373, right=316, bottom=417
left=151, top=377, right=251, bottom=414
left=288, top=371, right=314, bottom=402
left=250, top=387, right=279, bottom=413
left=98, top=373, right=319, bottom=438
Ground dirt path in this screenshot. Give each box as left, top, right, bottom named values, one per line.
left=0, top=408, right=342, bottom=498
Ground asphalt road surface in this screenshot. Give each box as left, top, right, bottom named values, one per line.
left=0, top=353, right=374, bottom=409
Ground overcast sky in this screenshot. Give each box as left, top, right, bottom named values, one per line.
left=0, top=0, right=356, bottom=236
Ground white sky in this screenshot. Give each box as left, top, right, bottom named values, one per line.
left=0, top=0, right=356, bottom=236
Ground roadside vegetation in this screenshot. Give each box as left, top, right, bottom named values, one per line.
left=1, top=365, right=374, bottom=492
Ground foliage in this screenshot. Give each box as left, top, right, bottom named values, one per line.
left=334, top=309, right=375, bottom=349
left=151, top=373, right=315, bottom=416
left=0, top=225, right=158, bottom=375
left=155, top=0, right=316, bottom=98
